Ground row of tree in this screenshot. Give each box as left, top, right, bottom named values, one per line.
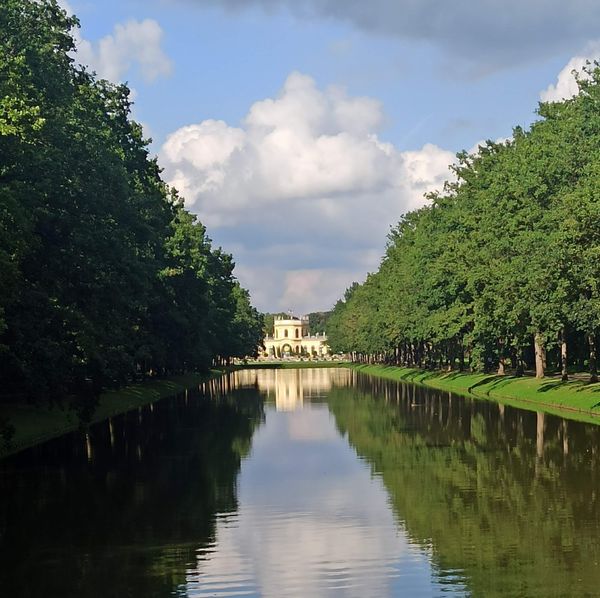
left=0, top=0, right=264, bottom=406
left=327, top=67, right=600, bottom=381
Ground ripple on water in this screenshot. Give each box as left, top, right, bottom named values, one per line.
left=183, top=506, right=467, bottom=597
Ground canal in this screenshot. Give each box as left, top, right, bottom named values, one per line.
left=1, top=367, right=599, bottom=597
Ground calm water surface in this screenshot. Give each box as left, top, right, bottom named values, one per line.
left=1, top=368, right=599, bottom=597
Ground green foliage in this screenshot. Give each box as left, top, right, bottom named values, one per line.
left=327, top=378, right=600, bottom=597
left=0, top=0, right=262, bottom=409
left=328, top=68, right=600, bottom=380
left=307, top=311, right=331, bottom=334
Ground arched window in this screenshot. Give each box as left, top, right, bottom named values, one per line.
left=295, top=328, right=299, bottom=338
left=284, top=329, right=288, bottom=338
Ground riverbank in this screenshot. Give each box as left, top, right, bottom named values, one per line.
left=0, top=370, right=223, bottom=458
left=349, top=364, right=600, bottom=424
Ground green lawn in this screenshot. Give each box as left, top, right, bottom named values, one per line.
left=349, top=364, right=600, bottom=424
left=0, top=371, right=223, bottom=458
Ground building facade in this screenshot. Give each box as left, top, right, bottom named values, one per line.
left=263, top=315, right=330, bottom=358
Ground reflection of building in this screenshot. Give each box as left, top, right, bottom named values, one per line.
left=263, top=316, right=329, bottom=358
left=230, top=368, right=351, bottom=411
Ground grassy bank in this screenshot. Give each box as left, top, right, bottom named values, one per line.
left=0, top=370, right=223, bottom=458
left=349, top=364, right=600, bottom=424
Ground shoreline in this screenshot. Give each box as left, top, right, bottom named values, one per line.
left=348, top=364, right=600, bottom=425
left=0, top=363, right=347, bottom=458
left=8, top=360, right=599, bottom=458
left=0, top=370, right=224, bottom=458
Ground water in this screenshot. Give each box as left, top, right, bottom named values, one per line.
left=1, top=368, right=599, bottom=597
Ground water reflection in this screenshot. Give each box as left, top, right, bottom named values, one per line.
left=1, top=368, right=600, bottom=597
left=330, top=373, right=600, bottom=597
left=188, top=369, right=457, bottom=597
left=0, top=386, right=264, bottom=598
left=210, top=367, right=352, bottom=411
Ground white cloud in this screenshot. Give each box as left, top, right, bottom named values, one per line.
left=160, top=72, right=455, bottom=313
left=540, top=42, right=600, bottom=102
left=467, top=136, right=512, bottom=157
left=57, top=0, right=75, bottom=15
left=75, top=19, right=172, bottom=83
left=278, top=269, right=366, bottom=314
left=58, top=0, right=172, bottom=85
left=161, top=72, right=405, bottom=218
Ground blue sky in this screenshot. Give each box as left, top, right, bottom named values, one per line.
left=63, top=0, right=600, bottom=313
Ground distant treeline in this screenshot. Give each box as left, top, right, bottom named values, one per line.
left=0, top=0, right=263, bottom=405
left=327, top=68, right=600, bottom=382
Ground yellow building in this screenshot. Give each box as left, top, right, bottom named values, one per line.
left=263, top=315, right=330, bottom=358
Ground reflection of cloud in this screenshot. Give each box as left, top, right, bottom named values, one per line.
left=191, top=508, right=405, bottom=597
left=287, top=408, right=339, bottom=441
left=186, top=400, right=439, bottom=597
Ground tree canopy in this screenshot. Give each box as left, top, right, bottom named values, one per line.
left=328, top=67, right=600, bottom=382
left=0, top=0, right=263, bottom=408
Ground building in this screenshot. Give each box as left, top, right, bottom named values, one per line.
left=263, top=315, right=330, bottom=358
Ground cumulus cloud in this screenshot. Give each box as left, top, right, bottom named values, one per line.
left=75, top=19, right=173, bottom=83
left=161, top=73, right=399, bottom=218
left=184, top=0, right=600, bottom=70
left=160, top=72, right=455, bottom=313
left=540, top=42, right=600, bottom=102
left=58, top=2, right=172, bottom=84
left=161, top=72, right=452, bottom=221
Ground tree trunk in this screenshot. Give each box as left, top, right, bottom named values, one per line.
left=560, top=328, right=568, bottom=381
left=497, top=338, right=505, bottom=375
left=589, top=332, right=598, bottom=383
left=534, top=332, right=546, bottom=379
left=515, top=347, right=524, bottom=377
left=497, top=358, right=505, bottom=376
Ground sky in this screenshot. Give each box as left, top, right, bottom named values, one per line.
left=61, top=0, right=600, bottom=314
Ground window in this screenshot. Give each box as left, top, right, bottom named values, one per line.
left=284, top=329, right=288, bottom=338
left=295, top=329, right=299, bottom=338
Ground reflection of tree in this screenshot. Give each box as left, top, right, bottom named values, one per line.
left=327, top=375, right=600, bottom=597
left=0, top=387, right=264, bottom=597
